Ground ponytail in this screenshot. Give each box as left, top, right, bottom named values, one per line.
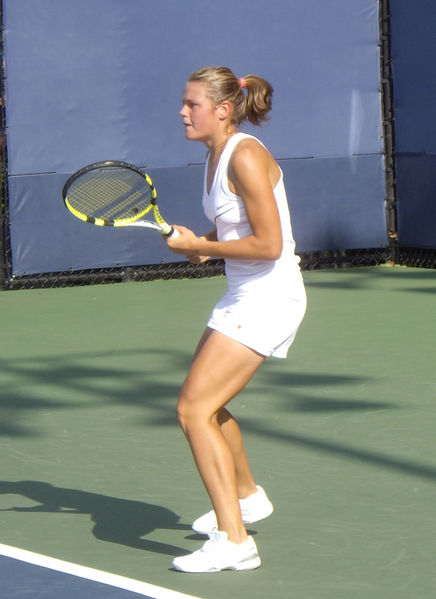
left=242, top=74, right=273, bottom=126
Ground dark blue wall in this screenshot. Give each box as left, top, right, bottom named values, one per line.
left=390, top=0, right=436, bottom=249
left=4, top=0, right=386, bottom=276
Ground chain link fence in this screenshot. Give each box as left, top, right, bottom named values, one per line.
left=1, top=249, right=398, bottom=291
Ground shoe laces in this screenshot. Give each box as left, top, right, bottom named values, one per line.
left=201, top=527, right=223, bottom=552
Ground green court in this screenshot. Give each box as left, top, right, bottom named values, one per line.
left=0, top=266, right=435, bottom=598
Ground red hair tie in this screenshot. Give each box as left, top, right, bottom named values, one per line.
left=238, top=77, right=247, bottom=89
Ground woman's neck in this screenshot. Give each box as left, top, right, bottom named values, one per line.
left=206, top=128, right=238, bottom=161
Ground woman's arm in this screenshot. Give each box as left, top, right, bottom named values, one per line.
left=167, top=139, right=283, bottom=261
left=185, top=228, right=217, bottom=264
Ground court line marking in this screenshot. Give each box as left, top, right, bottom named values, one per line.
left=0, top=543, right=202, bottom=599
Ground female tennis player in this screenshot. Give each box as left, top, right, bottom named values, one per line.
left=166, top=66, right=306, bottom=573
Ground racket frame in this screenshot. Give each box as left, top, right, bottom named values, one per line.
left=62, top=160, right=175, bottom=236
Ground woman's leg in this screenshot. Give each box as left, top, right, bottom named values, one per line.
left=177, top=328, right=265, bottom=544
left=191, top=328, right=259, bottom=500
left=216, top=408, right=258, bottom=499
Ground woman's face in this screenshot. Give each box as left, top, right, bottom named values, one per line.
left=180, top=81, right=220, bottom=143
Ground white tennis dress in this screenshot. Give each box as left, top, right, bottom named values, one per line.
left=204, top=132, right=306, bottom=358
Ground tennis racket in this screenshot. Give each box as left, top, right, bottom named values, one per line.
left=62, top=161, right=178, bottom=237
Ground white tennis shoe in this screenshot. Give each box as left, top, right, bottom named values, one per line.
left=191, top=485, right=273, bottom=535
left=172, top=529, right=261, bottom=573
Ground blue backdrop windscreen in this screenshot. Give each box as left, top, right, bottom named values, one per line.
left=4, top=0, right=385, bottom=275
left=390, top=0, right=436, bottom=249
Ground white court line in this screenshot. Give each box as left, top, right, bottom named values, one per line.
left=0, top=543, right=202, bottom=599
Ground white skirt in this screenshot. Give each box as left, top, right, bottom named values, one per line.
left=207, top=283, right=306, bottom=359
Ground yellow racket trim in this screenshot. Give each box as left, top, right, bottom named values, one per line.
left=63, top=162, right=171, bottom=231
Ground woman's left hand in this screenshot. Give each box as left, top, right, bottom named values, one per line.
left=187, top=254, right=211, bottom=264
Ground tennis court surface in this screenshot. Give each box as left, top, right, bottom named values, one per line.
left=0, top=266, right=435, bottom=598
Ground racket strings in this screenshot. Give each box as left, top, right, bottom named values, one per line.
left=66, top=168, right=153, bottom=223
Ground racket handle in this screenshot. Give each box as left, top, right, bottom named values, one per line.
left=165, top=227, right=180, bottom=239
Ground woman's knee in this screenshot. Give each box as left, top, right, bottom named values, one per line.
left=176, top=395, right=189, bottom=430
left=176, top=391, right=200, bottom=432
left=176, top=390, right=216, bottom=433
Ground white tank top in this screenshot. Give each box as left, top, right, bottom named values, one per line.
left=202, top=132, right=302, bottom=296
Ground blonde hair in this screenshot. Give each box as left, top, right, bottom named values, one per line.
left=188, top=66, right=273, bottom=127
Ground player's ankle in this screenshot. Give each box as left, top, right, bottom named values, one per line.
left=224, top=529, right=248, bottom=545
left=238, top=483, right=259, bottom=500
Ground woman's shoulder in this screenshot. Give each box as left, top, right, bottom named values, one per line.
left=229, top=134, right=280, bottom=189
left=230, top=134, right=272, bottom=171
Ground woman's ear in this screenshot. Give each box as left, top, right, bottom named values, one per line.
left=217, top=101, right=232, bottom=121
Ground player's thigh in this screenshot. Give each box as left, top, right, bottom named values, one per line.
left=179, top=329, right=265, bottom=420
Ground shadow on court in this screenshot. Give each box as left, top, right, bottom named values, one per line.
left=0, top=348, right=188, bottom=437
left=239, top=417, right=436, bottom=483
left=0, top=481, right=189, bottom=556
left=259, top=371, right=396, bottom=412
left=1, top=348, right=435, bottom=486
left=0, top=351, right=391, bottom=435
